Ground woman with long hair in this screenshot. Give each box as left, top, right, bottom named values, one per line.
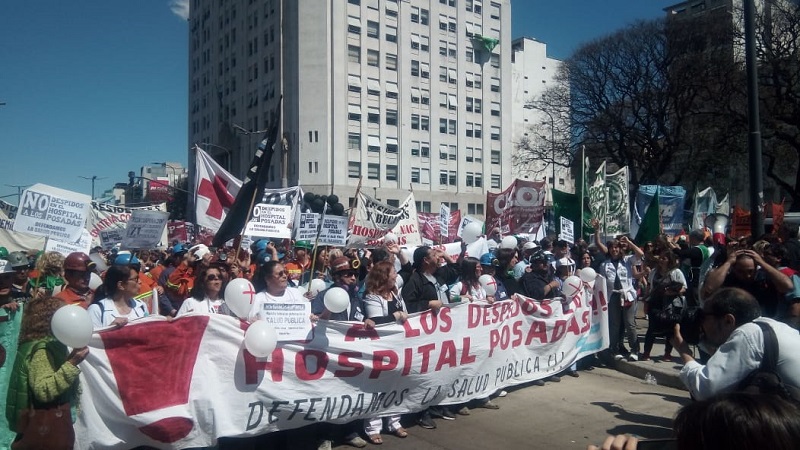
left=7, top=296, right=88, bottom=448
left=177, top=263, right=232, bottom=316
left=249, top=260, right=307, bottom=321
left=87, top=265, right=149, bottom=329
left=641, top=250, right=687, bottom=361
left=362, top=261, right=408, bottom=443
left=449, top=257, right=491, bottom=303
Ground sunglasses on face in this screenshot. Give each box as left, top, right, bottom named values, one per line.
left=342, top=271, right=357, bottom=278
left=272, top=271, right=288, bottom=277
left=206, top=274, right=222, bottom=281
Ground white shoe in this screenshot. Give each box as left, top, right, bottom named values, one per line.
left=613, top=354, right=625, bottom=361
left=497, top=390, right=508, bottom=397
left=628, top=354, right=639, bottom=362
left=317, top=440, right=332, bottom=450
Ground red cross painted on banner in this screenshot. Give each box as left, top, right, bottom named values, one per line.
left=243, top=283, right=256, bottom=304
left=197, top=176, right=235, bottom=220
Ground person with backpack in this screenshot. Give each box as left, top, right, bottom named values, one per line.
left=671, top=287, right=800, bottom=401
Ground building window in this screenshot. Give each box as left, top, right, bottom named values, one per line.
left=367, top=135, right=381, bottom=152
left=411, top=167, right=420, bottom=183
left=490, top=2, right=500, bottom=19
left=416, top=200, right=432, bottom=212
left=491, top=174, right=501, bottom=189
left=421, top=143, right=430, bottom=158
left=348, top=162, right=361, bottom=178
left=439, top=143, right=448, bottom=159
left=474, top=99, right=482, bottom=113
left=421, top=116, right=430, bottom=131
left=348, top=132, right=361, bottom=151
left=466, top=97, right=473, bottom=112
left=468, top=203, right=485, bottom=215
left=491, top=150, right=500, bottom=164
left=474, top=123, right=482, bottom=138
left=421, top=36, right=430, bottom=52
left=348, top=104, right=361, bottom=121
left=490, top=125, right=500, bottom=140
left=348, top=45, right=360, bottom=63
left=348, top=75, right=361, bottom=93
left=368, top=163, right=380, bottom=180
left=367, top=78, right=381, bottom=96
left=448, top=119, right=457, bottom=135
left=411, top=60, right=420, bottom=77
left=367, top=49, right=380, bottom=67
left=386, top=137, right=399, bottom=153
left=348, top=17, right=361, bottom=34
left=411, top=88, right=420, bottom=104
left=411, top=34, right=420, bottom=50
left=420, top=62, right=430, bottom=79
left=386, top=82, right=399, bottom=99
left=421, top=9, right=429, bottom=25
left=421, top=89, right=430, bottom=105
left=411, top=6, right=420, bottom=23
left=439, top=118, right=448, bottom=134
left=386, top=164, right=398, bottom=181
left=439, top=170, right=448, bottom=185
left=386, top=199, right=400, bottom=207
left=490, top=53, right=500, bottom=69
left=466, top=173, right=474, bottom=187
left=490, top=77, right=500, bottom=92
left=386, top=25, right=397, bottom=43
left=386, top=110, right=398, bottom=126
left=411, top=114, right=420, bottom=129
left=367, top=21, right=379, bottom=39
left=386, top=53, right=398, bottom=71
left=368, top=108, right=380, bottom=124
left=411, top=141, right=420, bottom=156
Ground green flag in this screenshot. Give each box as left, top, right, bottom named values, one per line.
left=473, top=34, right=499, bottom=53
left=635, top=188, right=661, bottom=245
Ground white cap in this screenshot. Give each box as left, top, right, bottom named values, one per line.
left=522, top=241, right=538, bottom=251
left=556, top=257, right=575, bottom=268
left=189, top=244, right=211, bottom=261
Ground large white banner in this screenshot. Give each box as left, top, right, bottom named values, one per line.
left=87, top=202, right=168, bottom=249
left=13, top=183, right=91, bottom=242
left=75, top=288, right=608, bottom=449
left=348, top=193, right=421, bottom=248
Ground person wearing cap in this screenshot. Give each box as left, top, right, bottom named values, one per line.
left=54, top=252, right=97, bottom=309
left=6, top=252, right=33, bottom=301
left=401, top=245, right=461, bottom=427
left=479, top=253, right=510, bottom=301
left=312, top=256, right=365, bottom=322
left=520, top=250, right=561, bottom=300
left=165, top=244, right=213, bottom=315
left=285, top=240, right=313, bottom=284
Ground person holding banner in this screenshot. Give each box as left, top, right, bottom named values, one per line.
left=362, top=261, right=409, bottom=443
left=313, top=257, right=365, bottom=322
left=249, top=261, right=308, bottom=321
left=177, top=263, right=232, bottom=316
left=88, top=265, right=149, bottom=329
left=54, top=252, right=96, bottom=309
left=449, top=257, right=492, bottom=304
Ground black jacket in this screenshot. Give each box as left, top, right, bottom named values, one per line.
left=401, top=263, right=459, bottom=313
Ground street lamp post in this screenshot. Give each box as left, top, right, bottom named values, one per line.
left=79, top=175, right=107, bottom=200
left=4, top=184, right=30, bottom=205
left=196, top=142, right=233, bottom=171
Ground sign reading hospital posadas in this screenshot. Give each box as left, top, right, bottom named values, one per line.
left=13, top=183, right=91, bottom=242
left=244, top=204, right=292, bottom=239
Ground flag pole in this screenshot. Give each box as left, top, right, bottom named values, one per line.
left=602, top=159, right=608, bottom=240
left=345, top=177, right=363, bottom=248
left=580, top=145, right=585, bottom=240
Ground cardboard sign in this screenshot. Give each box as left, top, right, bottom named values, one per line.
left=258, top=303, right=313, bottom=341
left=122, top=210, right=170, bottom=249
left=244, top=204, right=292, bottom=239
left=45, top=228, right=93, bottom=255
left=560, top=217, right=574, bottom=244
left=13, top=183, right=91, bottom=242
left=297, top=213, right=348, bottom=246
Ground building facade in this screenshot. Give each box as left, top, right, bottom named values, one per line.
left=188, top=0, right=512, bottom=218
left=509, top=37, right=573, bottom=194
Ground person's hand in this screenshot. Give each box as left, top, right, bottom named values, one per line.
left=309, top=314, right=319, bottom=323
left=591, top=218, right=600, bottom=229
left=155, top=285, right=165, bottom=295
left=364, top=318, right=376, bottom=329
left=670, top=323, right=690, bottom=355
left=742, top=249, right=768, bottom=268
left=428, top=300, right=443, bottom=311
left=67, top=347, right=90, bottom=366
left=725, top=248, right=739, bottom=266
left=486, top=295, right=496, bottom=304
left=386, top=242, right=400, bottom=255
left=588, top=434, right=639, bottom=450
left=304, top=291, right=315, bottom=300
left=2, top=302, right=18, bottom=312
left=110, top=317, right=128, bottom=329
left=393, top=311, right=408, bottom=323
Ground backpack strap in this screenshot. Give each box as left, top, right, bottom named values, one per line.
left=755, top=321, right=779, bottom=372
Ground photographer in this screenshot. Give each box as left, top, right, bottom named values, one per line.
left=670, top=287, right=800, bottom=401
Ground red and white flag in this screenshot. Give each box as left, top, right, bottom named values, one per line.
left=194, top=147, right=242, bottom=232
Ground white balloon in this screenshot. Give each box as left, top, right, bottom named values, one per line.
left=478, top=274, right=498, bottom=296
left=579, top=268, right=597, bottom=288
left=88, top=273, right=103, bottom=291
left=500, top=236, right=518, bottom=249
left=309, top=279, right=327, bottom=297
left=461, top=222, right=483, bottom=245
left=51, top=305, right=93, bottom=348
left=384, top=232, right=398, bottom=244
left=562, top=276, right=584, bottom=298
left=294, top=285, right=307, bottom=295
left=244, top=321, right=278, bottom=357
left=225, top=278, right=257, bottom=319
left=324, top=287, right=350, bottom=313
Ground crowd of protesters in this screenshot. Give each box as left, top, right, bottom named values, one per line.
left=1, top=220, right=800, bottom=448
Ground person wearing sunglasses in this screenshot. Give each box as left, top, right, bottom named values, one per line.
left=88, top=265, right=149, bottom=329
left=176, top=263, right=232, bottom=317
left=312, top=256, right=365, bottom=322
left=248, top=260, right=307, bottom=322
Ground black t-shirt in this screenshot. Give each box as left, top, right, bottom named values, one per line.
left=519, top=270, right=555, bottom=300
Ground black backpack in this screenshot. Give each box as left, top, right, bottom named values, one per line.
left=738, top=321, right=800, bottom=403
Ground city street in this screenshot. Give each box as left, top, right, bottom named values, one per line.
left=225, top=366, right=689, bottom=450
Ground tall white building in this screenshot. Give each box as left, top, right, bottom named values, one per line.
left=509, top=37, right=573, bottom=195
left=188, top=0, right=512, bottom=217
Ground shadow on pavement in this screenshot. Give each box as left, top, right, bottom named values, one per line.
left=590, top=401, right=675, bottom=439
left=629, top=391, right=692, bottom=406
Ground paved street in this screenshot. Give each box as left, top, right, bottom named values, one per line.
left=223, top=366, right=689, bottom=450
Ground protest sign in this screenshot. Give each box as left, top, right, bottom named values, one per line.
left=45, top=229, right=93, bottom=255
left=100, top=229, right=125, bottom=250
left=258, top=303, right=313, bottom=341
left=559, top=217, right=574, bottom=244
left=0, top=204, right=45, bottom=253
left=457, top=215, right=482, bottom=238
left=168, top=220, right=189, bottom=244
left=122, top=210, right=170, bottom=249
left=439, top=203, right=450, bottom=237
left=418, top=211, right=461, bottom=244
left=13, top=183, right=91, bottom=242
left=87, top=202, right=168, bottom=249
left=297, top=214, right=348, bottom=246
left=485, top=179, right=546, bottom=235
left=244, top=204, right=292, bottom=239
left=348, top=193, right=421, bottom=248
left=74, top=286, right=608, bottom=448
left=604, top=166, right=630, bottom=236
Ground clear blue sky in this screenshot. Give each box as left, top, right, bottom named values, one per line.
left=0, top=0, right=674, bottom=204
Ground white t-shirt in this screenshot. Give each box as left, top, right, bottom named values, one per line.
left=88, top=297, right=149, bottom=329
left=177, top=297, right=227, bottom=316
left=448, top=282, right=488, bottom=303
left=249, top=287, right=307, bottom=321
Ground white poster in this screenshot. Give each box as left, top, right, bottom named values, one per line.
left=13, top=183, right=91, bottom=242
left=297, top=214, right=348, bottom=246
left=439, top=203, right=450, bottom=237
left=257, top=303, right=313, bottom=341
left=45, top=228, right=93, bottom=255
left=122, top=210, right=170, bottom=249
left=348, top=193, right=421, bottom=248
left=244, top=204, right=292, bottom=239
left=99, top=229, right=125, bottom=250
left=559, top=217, right=574, bottom=244
left=87, top=202, right=168, bottom=249
left=74, top=289, right=608, bottom=449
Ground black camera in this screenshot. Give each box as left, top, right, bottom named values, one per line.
left=679, top=307, right=703, bottom=345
